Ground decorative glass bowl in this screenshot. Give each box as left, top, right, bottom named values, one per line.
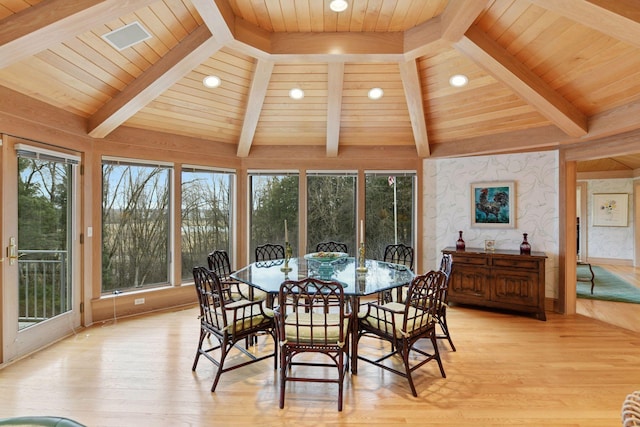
left=304, top=252, right=348, bottom=279
left=304, top=252, right=348, bottom=263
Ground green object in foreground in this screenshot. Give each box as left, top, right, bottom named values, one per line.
left=577, top=264, right=640, bottom=304
left=0, top=416, right=85, bottom=426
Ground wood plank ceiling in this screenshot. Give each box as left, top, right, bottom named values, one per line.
left=1, top=0, right=640, bottom=170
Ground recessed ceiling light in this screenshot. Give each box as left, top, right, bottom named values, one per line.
left=330, top=0, right=348, bottom=13
left=202, top=75, right=221, bottom=88
left=368, top=87, right=384, bottom=100
left=449, top=74, right=468, bottom=87
left=289, top=88, right=304, bottom=100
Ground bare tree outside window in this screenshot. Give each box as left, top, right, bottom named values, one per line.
left=307, top=174, right=357, bottom=255
left=102, top=163, right=170, bottom=293
left=365, top=173, right=416, bottom=260
left=250, top=174, right=299, bottom=258
left=18, top=155, right=74, bottom=328
left=181, top=170, right=233, bottom=280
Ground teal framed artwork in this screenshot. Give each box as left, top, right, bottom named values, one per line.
left=471, top=181, right=515, bottom=228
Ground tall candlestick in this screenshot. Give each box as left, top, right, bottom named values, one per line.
left=284, top=219, right=288, bottom=242
left=360, top=219, right=364, bottom=244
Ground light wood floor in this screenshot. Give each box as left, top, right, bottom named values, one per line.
left=595, top=264, right=640, bottom=289
left=577, top=263, right=640, bottom=333
left=1, top=304, right=639, bottom=426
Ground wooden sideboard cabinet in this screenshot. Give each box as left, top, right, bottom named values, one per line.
left=441, top=247, right=547, bottom=321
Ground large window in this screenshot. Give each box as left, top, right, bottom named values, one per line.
left=102, top=160, right=171, bottom=293
left=307, top=172, right=357, bottom=255
left=181, top=168, right=234, bottom=280
left=365, top=172, right=416, bottom=260
left=249, top=173, right=299, bottom=258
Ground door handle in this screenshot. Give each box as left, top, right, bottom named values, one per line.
left=7, top=237, right=17, bottom=265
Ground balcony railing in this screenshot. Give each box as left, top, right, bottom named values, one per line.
left=18, top=250, right=70, bottom=328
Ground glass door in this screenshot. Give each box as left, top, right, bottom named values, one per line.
left=1, top=136, right=81, bottom=363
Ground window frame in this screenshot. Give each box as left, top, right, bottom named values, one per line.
left=306, top=170, right=358, bottom=256
left=180, top=165, right=235, bottom=282
left=364, top=170, right=418, bottom=261
left=248, top=170, right=300, bottom=260
left=101, top=157, right=173, bottom=294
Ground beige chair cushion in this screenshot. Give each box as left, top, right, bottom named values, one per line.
left=222, top=281, right=267, bottom=302
left=283, top=312, right=349, bottom=346
left=359, top=302, right=432, bottom=338
left=213, top=300, right=273, bottom=334
left=236, top=283, right=267, bottom=301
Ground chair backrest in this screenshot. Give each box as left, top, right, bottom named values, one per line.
left=383, top=243, right=414, bottom=271
left=438, top=253, right=453, bottom=303
left=277, top=277, right=349, bottom=346
left=316, top=241, right=348, bottom=254
left=192, top=266, right=232, bottom=332
left=622, top=391, right=640, bottom=427
left=207, top=250, right=233, bottom=278
left=255, top=243, right=285, bottom=261
left=403, top=270, right=447, bottom=335
left=439, top=253, right=452, bottom=278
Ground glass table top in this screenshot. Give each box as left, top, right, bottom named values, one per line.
left=231, top=257, right=414, bottom=297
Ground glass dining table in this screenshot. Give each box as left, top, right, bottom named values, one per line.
left=230, top=256, right=415, bottom=374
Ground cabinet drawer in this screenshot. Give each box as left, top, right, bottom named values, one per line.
left=491, top=258, right=539, bottom=270
left=452, top=255, right=488, bottom=266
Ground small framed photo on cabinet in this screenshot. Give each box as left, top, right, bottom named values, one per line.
left=484, top=240, right=495, bottom=252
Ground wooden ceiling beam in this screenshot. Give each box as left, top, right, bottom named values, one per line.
left=430, top=95, right=640, bottom=159
left=326, top=63, right=344, bottom=158
left=193, top=0, right=406, bottom=61
left=455, top=26, right=588, bottom=138
left=532, top=97, right=640, bottom=146
left=564, top=128, right=640, bottom=161
left=269, top=32, right=404, bottom=57
left=403, top=17, right=445, bottom=60
left=88, top=25, right=222, bottom=138
left=188, top=0, right=491, bottom=63
left=236, top=59, right=274, bottom=158
left=429, top=126, right=569, bottom=158
left=0, top=0, right=157, bottom=69
left=190, top=0, right=235, bottom=44
left=440, top=0, right=491, bottom=42
left=530, top=0, right=640, bottom=49
left=399, top=60, right=430, bottom=158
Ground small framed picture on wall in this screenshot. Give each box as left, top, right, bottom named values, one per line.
left=592, top=193, right=629, bottom=227
left=471, top=181, right=515, bottom=228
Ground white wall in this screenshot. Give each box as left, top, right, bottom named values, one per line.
left=423, top=151, right=560, bottom=298
left=585, top=178, right=635, bottom=261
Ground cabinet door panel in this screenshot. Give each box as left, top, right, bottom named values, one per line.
left=450, top=267, right=489, bottom=302
left=491, top=268, right=539, bottom=306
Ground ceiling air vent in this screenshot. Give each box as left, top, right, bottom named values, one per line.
left=102, top=21, right=151, bottom=51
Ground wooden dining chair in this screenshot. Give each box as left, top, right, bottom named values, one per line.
left=622, top=390, right=640, bottom=426
left=436, top=253, right=456, bottom=351
left=207, top=250, right=266, bottom=301
left=383, top=243, right=414, bottom=270
left=357, top=270, right=447, bottom=397
left=191, top=266, right=277, bottom=392
left=274, top=277, right=352, bottom=411
left=255, top=243, right=285, bottom=261
left=315, top=241, right=348, bottom=254
left=379, top=243, right=414, bottom=303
